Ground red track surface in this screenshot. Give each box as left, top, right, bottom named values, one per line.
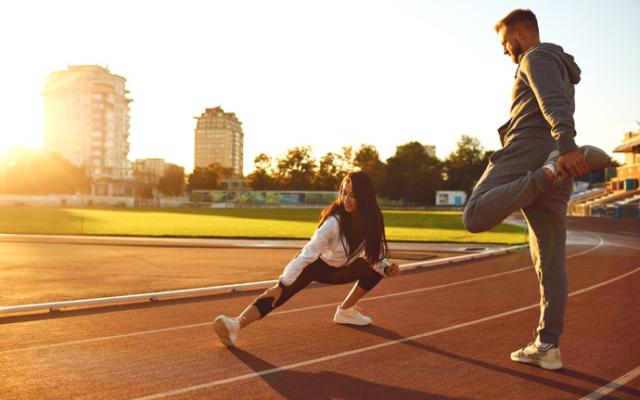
left=1, top=219, right=638, bottom=399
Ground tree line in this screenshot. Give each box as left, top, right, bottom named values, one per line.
left=245, top=135, right=492, bottom=205
left=0, top=149, right=90, bottom=195
left=188, top=135, right=493, bottom=205
left=0, top=135, right=494, bottom=206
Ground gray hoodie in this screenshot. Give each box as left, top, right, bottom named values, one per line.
left=498, top=42, right=581, bottom=154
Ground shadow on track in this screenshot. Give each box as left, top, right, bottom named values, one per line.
left=230, top=347, right=469, bottom=400
left=347, top=324, right=638, bottom=398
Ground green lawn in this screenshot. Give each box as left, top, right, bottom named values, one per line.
left=0, top=207, right=527, bottom=244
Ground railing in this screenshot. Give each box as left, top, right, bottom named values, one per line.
left=0, top=244, right=529, bottom=316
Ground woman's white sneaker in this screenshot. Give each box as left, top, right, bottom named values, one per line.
left=213, top=315, right=239, bottom=347
left=333, top=305, right=372, bottom=326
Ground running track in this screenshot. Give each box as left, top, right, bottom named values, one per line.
left=1, top=219, right=638, bottom=399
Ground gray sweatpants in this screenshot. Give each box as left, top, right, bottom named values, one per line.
left=463, top=137, right=572, bottom=346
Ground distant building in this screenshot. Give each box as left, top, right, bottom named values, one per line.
left=611, top=130, right=640, bottom=192
left=133, top=158, right=167, bottom=185
left=424, top=145, right=436, bottom=158
left=194, top=106, right=244, bottom=177
left=436, top=190, right=467, bottom=206
left=42, top=65, right=133, bottom=196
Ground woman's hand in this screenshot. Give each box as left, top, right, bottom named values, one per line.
left=260, top=284, right=283, bottom=307
left=385, top=263, right=400, bottom=277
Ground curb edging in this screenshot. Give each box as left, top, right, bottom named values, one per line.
left=0, top=244, right=529, bottom=317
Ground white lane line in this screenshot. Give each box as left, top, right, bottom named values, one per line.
left=0, top=263, right=533, bottom=355
left=277, top=231, right=604, bottom=316
left=579, top=365, right=640, bottom=400
left=605, top=243, right=640, bottom=251
left=0, top=244, right=528, bottom=315
left=0, top=237, right=604, bottom=355
left=133, top=267, right=640, bottom=400
left=565, top=233, right=604, bottom=258
left=582, top=231, right=640, bottom=251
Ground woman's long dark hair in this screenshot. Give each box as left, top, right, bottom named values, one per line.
left=318, top=170, right=388, bottom=265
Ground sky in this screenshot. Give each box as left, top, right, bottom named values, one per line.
left=0, top=0, right=638, bottom=175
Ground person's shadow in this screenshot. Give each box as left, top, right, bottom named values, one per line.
left=229, top=347, right=469, bottom=399
left=342, top=324, right=639, bottom=398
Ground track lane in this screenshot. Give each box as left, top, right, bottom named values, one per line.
left=0, top=230, right=637, bottom=400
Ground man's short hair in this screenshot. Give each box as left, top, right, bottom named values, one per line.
left=494, top=9, right=539, bottom=35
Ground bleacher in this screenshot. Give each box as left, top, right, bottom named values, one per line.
left=569, top=187, right=640, bottom=218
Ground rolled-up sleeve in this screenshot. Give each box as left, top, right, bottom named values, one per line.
left=371, top=258, right=389, bottom=277
left=278, top=216, right=339, bottom=286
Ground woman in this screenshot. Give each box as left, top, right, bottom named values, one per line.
left=213, top=170, right=400, bottom=347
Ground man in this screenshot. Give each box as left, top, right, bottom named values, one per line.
left=462, top=9, right=610, bottom=370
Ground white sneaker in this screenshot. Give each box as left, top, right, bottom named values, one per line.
left=510, top=342, right=563, bottom=370
left=333, top=305, right=372, bottom=326
left=213, top=315, right=239, bottom=347
left=545, top=145, right=611, bottom=174
left=580, top=145, right=611, bottom=171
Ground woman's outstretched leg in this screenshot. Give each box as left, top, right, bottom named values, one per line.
left=213, top=284, right=285, bottom=347
left=214, top=261, right=322, bottom=347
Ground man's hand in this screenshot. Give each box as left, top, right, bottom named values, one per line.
left=385, top=263, right=401, bottom=277
left=557, top=150, right=589, bottom=179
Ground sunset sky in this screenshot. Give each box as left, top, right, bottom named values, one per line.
left=0, top=0, right=638, bottom=174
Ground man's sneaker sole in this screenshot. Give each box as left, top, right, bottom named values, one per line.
left=581, top=145, right=611, bottom=172
left=510, top=350, right=563, bottom=370
left=213, top=316, right=236, bottom=347
left=544, top=145, right=610, bottom=174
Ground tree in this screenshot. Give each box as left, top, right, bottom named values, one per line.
left=444, top=135, right=487, bottom=195
left=186, top=163, right=232, bottom=192
left=381, top=141, right=443, bottom=205
left=274, top=146, right=317, bottom=190
left=246, top=153, right=277, bottom=190
left=0, top=149, right=89, bottom=194
left=338, top=145, right=355, bottom=173
left=354, top=144, right=386, bottom=191
left=158, top=164, right=185, bottom=196
left=316, top=152, right=342, bottom=190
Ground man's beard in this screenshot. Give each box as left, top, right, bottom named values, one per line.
left=511, top=42, right=523, bottom=63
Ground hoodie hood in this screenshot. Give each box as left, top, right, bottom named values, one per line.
left=522, top=42, right=581, bottom=84
left=507, top=41, right=581, bottom=154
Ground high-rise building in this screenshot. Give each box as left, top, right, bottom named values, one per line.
left=42, top=65, right=133, bottom=196
left=424, top=145, right=436, bottom=158
left=194, top=106, right=244, bottom=177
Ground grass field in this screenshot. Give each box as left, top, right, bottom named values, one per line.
left=0, top=207, right=528, bottom=244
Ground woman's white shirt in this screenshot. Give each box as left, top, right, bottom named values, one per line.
left=278, top=215, right=387, bottom=286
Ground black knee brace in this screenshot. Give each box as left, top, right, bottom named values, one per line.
left=253, top=297, right=276, bottom=318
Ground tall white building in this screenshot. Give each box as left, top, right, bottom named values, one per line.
left=194, top=106, right=244, bottom=177
left=42, top=65, right=133, bottom=196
